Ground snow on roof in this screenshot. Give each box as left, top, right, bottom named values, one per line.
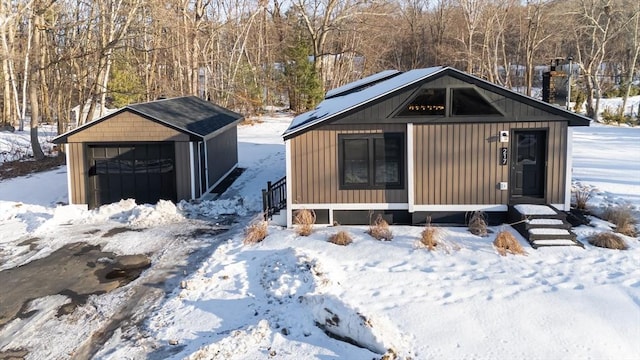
left=285, top=66, right=444, bottom=137
left=325, top=70, right=401, bottom=99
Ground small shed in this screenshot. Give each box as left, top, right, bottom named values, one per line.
left=54, top=96, right=243, bottom=208
left=282, top=66, right=591, bottom=226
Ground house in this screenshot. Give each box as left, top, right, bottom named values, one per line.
left=281, top=66, right=590, bottom=227
left=53, top=96, right=243, bottom=209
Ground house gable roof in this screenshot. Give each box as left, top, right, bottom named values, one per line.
left=284, top=66, right=590, bottom=140
left=53, top=96, right=243, bottom=144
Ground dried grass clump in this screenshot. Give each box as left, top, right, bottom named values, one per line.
left=587, top=232, right=628, bottom=250
left=493, top=230, right=526, bottom=256
left=420, top=220, right=441, bottom=251
left=294, top=209, right=316, bottom=236
left=468, top=211, right=488, bottom=236
left=243, top=218, right=268, bottom=244
left=328, top=230, right=353, bottom=246
left=601, top=205, right=637, bottom=237
left=367, top=214, right=393, bottom=241
left=572, top=183, right=595, bottom=210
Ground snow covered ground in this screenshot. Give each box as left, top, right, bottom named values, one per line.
left=0, top=105, right=639, bottom=359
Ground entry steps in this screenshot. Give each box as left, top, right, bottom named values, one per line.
left=508, top=204, right=584, bottom=249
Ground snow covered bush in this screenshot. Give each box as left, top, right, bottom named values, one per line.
left=587, top=232, right=628, bottom=250
left=293, top=208, right=316, bottom=236
left=328, top=230, right=353, bottom=246
left=493, top=230, right=526, bottom=256
left=367, top=214, right=393, bottom=241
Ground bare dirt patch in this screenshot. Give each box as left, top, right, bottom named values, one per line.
left=0, top=155, right=65, bottom=181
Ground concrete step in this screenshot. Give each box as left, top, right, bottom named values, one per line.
left=525, top=218, right=572, bottom=230
left=528, top=227, right=577, bottom=242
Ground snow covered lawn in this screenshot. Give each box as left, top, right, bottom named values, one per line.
left=0, top=113, right=639, bottom=359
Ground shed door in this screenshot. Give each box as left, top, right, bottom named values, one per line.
left=510, top=130, right=546, bottom=203
left=87, top=144, right=177, bottom=208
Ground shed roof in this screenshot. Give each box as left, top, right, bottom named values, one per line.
left=284, top=66, right=591, bottom=140
left=54, top=96, right=243, bottom=143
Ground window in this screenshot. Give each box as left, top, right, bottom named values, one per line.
left=339, top=133, right=403, bottom=189
left=397, top=88, right=446, bottom=116
left=451, top=88, right=501, bottom=115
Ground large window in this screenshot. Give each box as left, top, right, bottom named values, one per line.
left=451, top=88, right=501, bottom=115
left=339, top=133, right=403, bottom=189
left=397, top=88, right=446, bottom=116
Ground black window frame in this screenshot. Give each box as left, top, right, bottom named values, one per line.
left=338, top=133, right=404, bottom=190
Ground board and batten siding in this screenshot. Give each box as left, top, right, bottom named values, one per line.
left=413, top=121, right=568, bottom=205
left=67, top=142, right=87, bottom=204
left=206, top=126, right=238, bottom=187
left=67, top=111, right=190, bottom=143
left=290, top=123, right=408, bottom=204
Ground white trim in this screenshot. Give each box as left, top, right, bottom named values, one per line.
left=285, top=140, right=293, bottom=228
left=407, top=123, right=415, bottom=212
left=201, top=141, right=209, bottom=190
left=199, top=164, right=238, bottom=199
left=411, top=204, right=508, bottom=212
left=565, top=127, right=573, bottom=210
left=290, top=203, right=409, bottom=211
left=189, top=143, right=196, bottom=199
left=65, top=144, right=73, bottom=204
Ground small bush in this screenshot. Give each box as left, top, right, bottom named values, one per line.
left=467, top=211, right=488, bottom=236
left=328, top=230, right=353, bottom=246
left=587, top=232, right=628, bottom=250
left=420, top=225, right=441, bottom=251
left=601, top=205, right=637, bottom=237
left=294, top=209, right=316, bottom=236
left=367, top=214, right=393, bottom=241
left=493, top=230, right=526, bottom=256
left=572, top=183, right=595, bottom=210
left=243, top=218, right=268, bottom=244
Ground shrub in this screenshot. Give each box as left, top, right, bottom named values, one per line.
left=601, top=205, right=637, bottom=237
left=294, top=209, right=316, bottom=236
left=493, top=230, right=526, bottom=256
left=420, top=225, right=441, bottom=251
left=467, top=211, right=488, bottom=236
left=243, top=218, right=268, bottom=244
left=328, top=230, right=353, bottom=246
left=572, top=183, right=595, bottom=210
left=367, top=214, right=393, bottom=241
left=587, top=232, right=628, bottom=250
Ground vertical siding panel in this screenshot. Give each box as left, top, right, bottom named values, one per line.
left=460, top=124, right=468, bottom=203
left=434, top=125, right=442, bottom=204
left=452, top=124, right=459, bottom=204
left=478, top=123, right=486, bottom=204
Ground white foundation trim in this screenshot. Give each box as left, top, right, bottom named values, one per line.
left=189, top=143, right=196, bottom=199
left=290, top=203, right=410, bottom=211
left=285, top=139, right=293, bottom=228
left=411, top=204, right=508, bottom=212
left=65, top=144, right=73, bottom=204
left=407, top=123, right=415, bottom=212
left=565, top=127, right=573, bottom=210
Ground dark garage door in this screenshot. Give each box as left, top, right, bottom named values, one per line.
left=87, top=143, right=177, bottom=208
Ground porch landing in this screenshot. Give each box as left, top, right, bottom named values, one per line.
left=508, top=204, right=584, bottom=249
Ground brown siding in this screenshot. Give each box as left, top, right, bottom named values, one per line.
left=291, top=124, right=408, bottom=204
left=175, top=142, right=192, bottom=201
left=414, top=121, right=567, bottom=205
left=206, top=126, right=238, bottom=187
left=68, top=111, right=190, bottom=142
left=67, top=143, right=87, bottom=204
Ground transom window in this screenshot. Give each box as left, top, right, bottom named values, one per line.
left=339, top=133, right=403, bottom=189
left=397, top=88, right=446, bottom=116
left=396, top=87, right=502, bottom=117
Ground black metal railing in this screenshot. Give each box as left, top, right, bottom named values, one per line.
left=262, top=176, right=286, bottom=220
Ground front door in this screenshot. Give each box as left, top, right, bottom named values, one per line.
left=510, top=130, right=546, bottom=204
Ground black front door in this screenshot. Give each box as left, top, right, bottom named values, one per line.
left=510, top=130, right=546, bottom=203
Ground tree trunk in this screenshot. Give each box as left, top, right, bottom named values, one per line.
left=29, top=7, right=45, bottom=160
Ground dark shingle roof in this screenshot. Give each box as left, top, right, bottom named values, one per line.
left=53, top=96, right=243, bottom=143
left=128, top=96, right=243, bottom=137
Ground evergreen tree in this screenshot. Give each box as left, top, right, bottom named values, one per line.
left=284, top=38, right=323, bottom=113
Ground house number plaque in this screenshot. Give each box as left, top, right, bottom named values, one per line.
left=500, top=147, right=508, bottom=166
